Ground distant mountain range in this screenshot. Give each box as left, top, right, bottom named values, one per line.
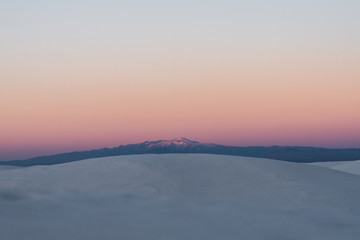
left=1, top=137, right=360, bottom=166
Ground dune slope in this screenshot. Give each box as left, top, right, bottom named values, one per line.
left=1, top=154, right=360, bottom=240
left=311, top=159, right=360, bottom=176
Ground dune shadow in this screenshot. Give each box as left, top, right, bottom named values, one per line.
left=0, top=191, right=30, bottom=202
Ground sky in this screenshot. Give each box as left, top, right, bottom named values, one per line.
left=1, top=0, right=360, bottom=161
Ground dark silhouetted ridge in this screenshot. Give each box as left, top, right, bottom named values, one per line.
left=1, top=138, right=360, bottom=166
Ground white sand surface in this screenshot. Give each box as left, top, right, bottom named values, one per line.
left=0, top=165, right=22, bottom=171
left=1, top=154, right=360, bottom=240
left=311, top=160, right=360, bottom=176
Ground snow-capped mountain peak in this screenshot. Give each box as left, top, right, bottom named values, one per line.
left=143, top=137, right=201, bottom=148
left=171, top=137, right=199, bottom=144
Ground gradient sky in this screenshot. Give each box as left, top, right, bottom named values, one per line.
left=1, top=0, right=360, bottom=161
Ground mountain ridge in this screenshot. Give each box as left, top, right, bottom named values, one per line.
left=1, top=137, right=360, bottom=166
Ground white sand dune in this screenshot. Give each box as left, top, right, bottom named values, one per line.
left=311, top=160, right=360, bottom=176
left=1, top=154, right=360, bottom=240
left=0, top=165, right=22, bottom=171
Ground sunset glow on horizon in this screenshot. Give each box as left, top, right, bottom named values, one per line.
left=1, top=0, right=360, bottom=161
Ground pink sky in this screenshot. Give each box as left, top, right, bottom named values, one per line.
left=1, top=1, right=360, bottom=161
left=2, top=59, right=359, bottom=161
